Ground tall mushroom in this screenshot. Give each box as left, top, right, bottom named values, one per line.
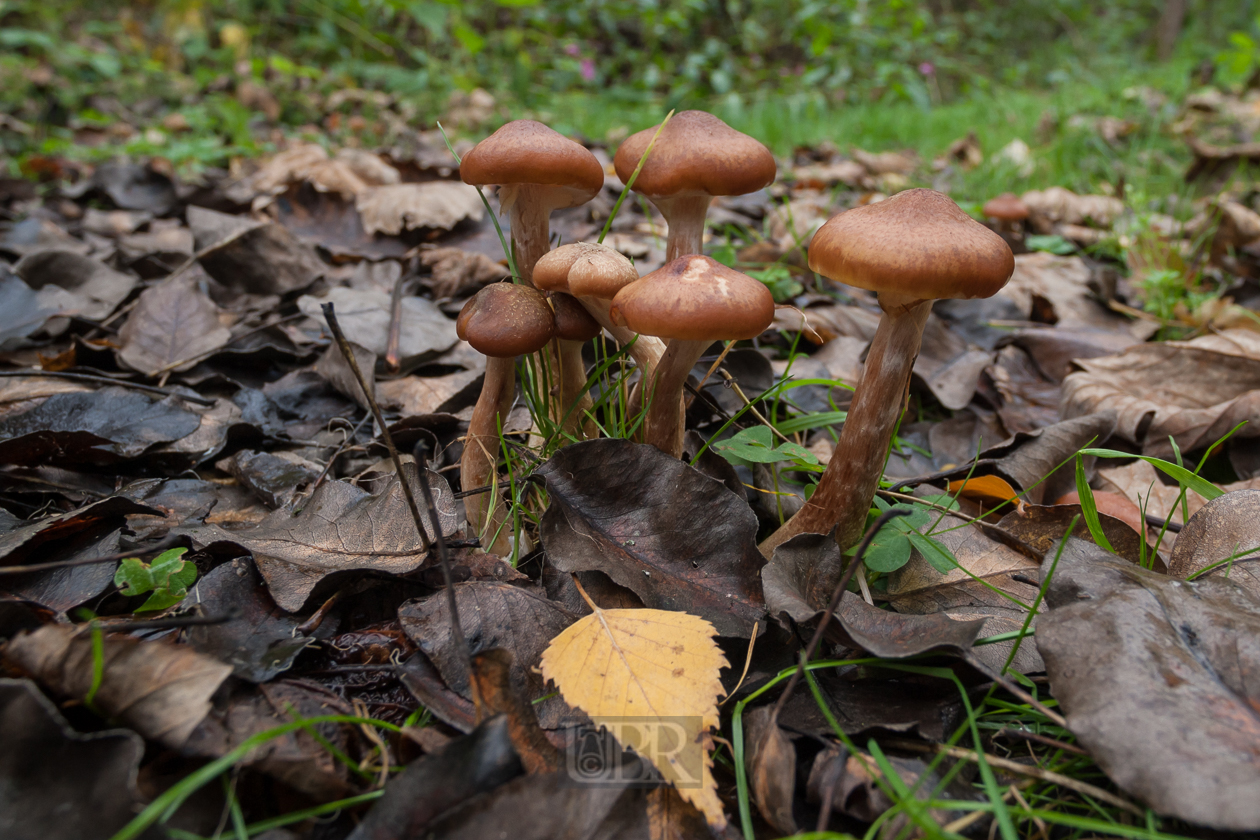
left=613, top=111, right=776, bottom=261
left=760, top=189, right=1014, bottom=557
left=459, top=120, right=605, bottom=286
left=456, top=282, right=555, bottom=556
left=609, top=255, right=775, bottom=458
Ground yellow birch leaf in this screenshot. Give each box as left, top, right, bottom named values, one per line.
left=539, top=602, right=729, bottom=827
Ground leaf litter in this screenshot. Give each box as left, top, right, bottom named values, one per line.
left=3, top=91, right=1260, bottom=840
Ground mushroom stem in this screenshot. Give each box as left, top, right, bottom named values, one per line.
left=502, top=185, right=555, bottom=286
left=640, top=338, right=709, bottom=458
left=575, top=296, right=666, bottom=373
left=653, top=194, right=712, bottom=261
left=555, top=337, right=594, bottom=438
left=462, top=355, right=518, bottom=557
left=759, top=297, right=932, bottom=557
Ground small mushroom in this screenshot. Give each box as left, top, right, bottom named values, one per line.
left=459, top=120, right=605, bottom=286
left=456, top=282, right=555, bottom=556
left=761, top=189, right=1014, bottom=557
left=534, top=241, right=666, bottom=373
left=548, top=291, right=601, bottom=438
left=613, top=111, right=776, bottom=261
left=983, top=192, right=1031, bottom=248
left=610, top=255, right=775, bottom=458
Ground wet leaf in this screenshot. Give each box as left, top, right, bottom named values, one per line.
left=191, top=464, right=458, bottom=611
left=15, top=249, right=136, bottom=321
left=5, top=624, right=233, bottom=748
left=537, top=439, right=765, bottom=637
left=1038, top=538, right=1260, bottom=830
left=539, top=603, right=729, bottom=827
left=0, top=678, right=152, bottom=840
left=117, top=274, right=232, bottom=374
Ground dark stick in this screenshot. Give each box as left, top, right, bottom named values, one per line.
left=414, top=446, right=471, bottom=679
left=962, top=652, right=1067, bottom=728
left=770, top=509, right=912, bottom=724
left=94, top=611, right=239, bottom=632
left=384, top=269, right=409, bottom=373
left=0, top=537, right=183, bottom=575
left=320, top=303, right=430, bottom=554
left=0, top=370, right=216, bottom=406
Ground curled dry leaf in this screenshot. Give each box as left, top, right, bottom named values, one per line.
left=356, top=182, right=485, bottom=236
left=190, top=464, right=458, bottom=611
left=1062, top=329, right=1260, bottom=459
left=1038, top=538, right=1260, bottom=830
left=537, top=439, right=765, bottom=637
left=1020, top=186, right=1124, bottom=230
left=117, top=274, right=232, bottom=375
left=15, top=249, right=136, bottom=321
left=744, top=706, right=797, bottom=836
left=1167, top=489, right=1260, bottom=596
left=539, top=603, right=729, bottom=827
left=4, top=624, right=233, bottom=748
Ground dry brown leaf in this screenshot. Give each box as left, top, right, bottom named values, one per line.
left=355, top=182, right=484, bottom=236
left=997, top=252, right=1130, bottom=332
left=117, top=274, right=232, bottom=375
left=1021, top=186, right=1123, bottom=230
left=539, top=601, right=728, bottom=827
left=1061, top=329, right=1260, bottom=459
left=419, top=246, right=508, bottom=298
left=4, top=624, right=232, bottom=747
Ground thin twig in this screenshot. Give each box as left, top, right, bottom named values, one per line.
left=414, top=447, right=472, bottom=681
left=963, top=652, right=1068, bottom=729
left=0, top=370, right=215, bottom=406
left=384, top=269, right=410, bottom=373
left=994, top=726, right=1088, bottom=757
left=880, top=738, right=1142, bottom=816
left=0, top=537, right=183, bottom=575
left=321, top=303, right=430, bottom=555
left=770, top=509, right=913, bottom=724
left=93, top=610, right=239, bottom=632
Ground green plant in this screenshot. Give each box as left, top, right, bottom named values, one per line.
left=113, top=547, right=197, bottom=612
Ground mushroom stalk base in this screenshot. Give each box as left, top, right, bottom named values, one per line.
left=759, top=299, right=932, bottom=557
left=462, top=356, right=517, bottom=557
left=641, top=338, right=709, bottom=458
left=653, top=195, right=712, bottom=262
left=556, top=338, right=594, bottom=438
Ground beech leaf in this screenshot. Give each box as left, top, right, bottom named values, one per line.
left=539, top=602, right=729, bottom=828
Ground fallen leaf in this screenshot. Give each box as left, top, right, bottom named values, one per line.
left=948, top=474, right=1024, bottom=513
left=356, top=182, right=484, bottom=236
left=297, top=286, right=460, bottom=367
left=744, top=706, right=797, bottom=835
left=189, top=206, right=324, bottom=296
left=1062, top=329, right=1260, bottom=459
left=539, top=602, right=729, bottom=827
left=117, top=274, right=232, bottom=374
left=420, top=246, right=509, bottom=298
left=1037, top=538, right=1260, bottom=830
left=0, top=678, right=149, bottom=840
left=998, top=503, right=1150, bottom=566
left=15, top=249, right=136, bottom=321
left=914, top=314, right=993, bottom=410
left=5, top=623, right=233, bottom=747
left=399, top=582, right=577, bottom=729
left=190, top=464, right=458, bottom=611
left=1167, top=489, right=1260, bottom=595
left=216, top=449, right=322, bottom=510
left=997, top=251, right=1130, bottom=332
left=0, top=271, right=60, bottom=349
left=1021, top=187, right=1123, bottom=230
left=537, top=439, right=765, bottom=637
left=80, top=161, right=178, bottom=214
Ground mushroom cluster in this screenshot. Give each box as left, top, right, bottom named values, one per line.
left=456, top=115, right=1012, bottom=561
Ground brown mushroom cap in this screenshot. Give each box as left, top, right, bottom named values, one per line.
left=983, top=192, right=1030, bottom=222
left=549, top=292, right=602, bottom=341
left=613, top=111, right=776, bottom=200
left=456, top=282, right=555, bottom=357
left=460, top=120, right=604, bottom=205
left=608, top=255, right=775, bottom=341
left=808, top=188, right=1014, bottom=301
left=534, top=241, right=640, bottom=299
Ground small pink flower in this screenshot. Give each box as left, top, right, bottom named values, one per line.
left=580, top=58, right=595, bottom=81
left=919, top=62, right=935, bottom=76
left=565, top=43, right=580, bottom=57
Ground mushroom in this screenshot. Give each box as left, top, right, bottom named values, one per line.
left=534, top=242, right=666, bottom=373
left=613, top=111, right=777, bottom=261
left=760, top=189, right=1014, bottom=557
left=459, top=120, right=605, bottom=286
left=547, top=291, right=602, bottom=438
left=456, top=282, right=555, bottom=556
left=982, top=192, right=1031, bottom=248
left=609, top=255, right=775, bottom=458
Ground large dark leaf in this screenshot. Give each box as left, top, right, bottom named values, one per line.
left=14, top=249, right=136, bottom=321
left=1038, top=538, right=1260, bottom=830
left=117, top=274, right=232, bottom=375
left=399, top=582, right=577, bottom=728
left=536, top=439, right=765, bottom=637
left=0, top=270, right=58, bottom=349
left=190, top=464, right=458, bottom=611
left=188, top=206, right=323, bottom=295
left=0, top=387, right=202, bottom=467
left=0, top=679, right=156, bottom=840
